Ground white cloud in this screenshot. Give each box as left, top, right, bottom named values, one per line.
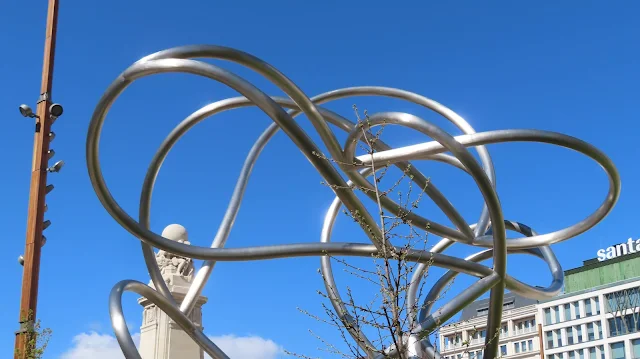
left=206, top=334, right=284, bottom=359
left=60, top=331, right=140, bottom=359
left=60, top=331, right=283, bottom=359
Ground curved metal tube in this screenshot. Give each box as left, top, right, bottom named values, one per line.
left=84, top=44, right=620, bottom=359
left=415, top=222, right=561, bottom=359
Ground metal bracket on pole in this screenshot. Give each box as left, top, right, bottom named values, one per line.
left=14, top=321, right=34, bottom=335
left=37, top=92, right=50, bottom=104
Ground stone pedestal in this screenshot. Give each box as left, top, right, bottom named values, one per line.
left=138, top=274, right=208, bottom=359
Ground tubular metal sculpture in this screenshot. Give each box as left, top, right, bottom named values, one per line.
left=86, top=45, right=621, bottom=359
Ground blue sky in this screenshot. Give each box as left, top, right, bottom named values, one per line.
left=1, top=1, right=639, bottom=358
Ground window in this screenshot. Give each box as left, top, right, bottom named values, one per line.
left=477, top=308, right=489, bottom=316
left=587, top=323, right=595, bottom=341
left=501, top=324, right=508, bottom=336
left=595, top=321, right=602, bottom=340
left=632, top=338, right=640, bottom=359
left=594, top=297, right=601, bottom=315
left=610, top=342, right=625, bottom=359
left=556, top=329, right=562, bottom=347
left=565, top=303, right=572, bottom=321
left=608, top=313, right=640, bottom=337
left=567, top=327, right=574, bottom=345
left=569, top=352, right=576, bottom=359
left=547, top=331, right=554, bottom=349
left=558, top=354, right=564, bottom=359
left=607, top=287, right=640, bottom=313
left=500, top=345, right=507, bottom=356
left=518, top=322, right=523, bottom=334
left=599, top=345, right=604, bottom=359
left=531, top=318, right=536, bottom=327
left=503, top=300, right=515, bottom=310
left=457, top=355, right=462, bottom=359
left=586, top=299, right=593, bottom=317
left=477, top=350, right=483, bottom=359
left=589, top=347, right=596, bottom=359
left=515, top=342, right=520, bottom=353
left=555, top=306, right=561, bottom=322
left=578, top=349, right=585, bottom=359
left=470, top=353, right=476, bottom=359
left=528, top=340, right=533, bottom=351
left=545, top=308, right=552, bottom=325
left=577, top=325, right=583, bottom=343
left=574, top=302, right=581, bottom=319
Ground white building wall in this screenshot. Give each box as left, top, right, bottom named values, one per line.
left=438, top=304, right=540, bottom=359
left=437, top=279, right=640, bottom=359
left=538, top=279, right=640, bottom=359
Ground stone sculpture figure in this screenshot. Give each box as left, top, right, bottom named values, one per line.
left=155, top=224, right=195, bottom=285
left=139, top=224, right=207, bottom=359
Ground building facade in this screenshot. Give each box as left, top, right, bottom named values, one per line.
left=538, top=279, right=640, bottom=359
left=438, top=293, right=540, bottom=359
left=437, top=241, right=640, bottom=359
left=538, top=247, right=640, bottom=359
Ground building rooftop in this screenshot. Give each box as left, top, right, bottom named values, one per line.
left=459, top=291, right=538, bottom=321
left=564, top=250, right=640, bottom=276
left=540, top=276, right=640, bottom=304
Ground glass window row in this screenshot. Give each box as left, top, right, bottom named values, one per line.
left=545, top=320, right=603, bottom=350
left=544, top=297, right=601, bottom=326
left=443, top=341, right=533, bottom=359
left=443, top=317, right=536, bottom=348
left=546, top=339, right=640, bottom=359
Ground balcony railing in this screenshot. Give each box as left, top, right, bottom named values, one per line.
left=444, top=343, right=463, bottom=350
left=514, top=327, right=536, bottom=335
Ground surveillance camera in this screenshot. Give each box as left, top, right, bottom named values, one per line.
left=47, top=149, right=55, bottom=160
left=44, top=204, right=48, bottom=212
left=43, top=220, right=51, bottom=230
left=49, top=131, right=55, bottom=142
left=49, top=103, right=63, bottom=117
left=45, top=184, right=54, bottom=194
left=47, top=160, right=64, bottom=173
left=18, top=255, right=24, bottom=266
left=41, top=235, right=47, bottom=247
left=19, top=104, right=36, bottom=118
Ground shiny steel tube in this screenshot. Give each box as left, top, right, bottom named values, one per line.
left=85, top=44, right=620, bottom=359
left=109, top=280, right=230, bottom=359
left=342, top=111, right=508, bottom=358
left=414, top=222, right=561, bottom=359
left=356, top=129, right=620, bottom=249
left=142, top=95, right=475, bottom=315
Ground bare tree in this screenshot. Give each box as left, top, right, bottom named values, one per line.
left=606, top=287, right=640, bottom=336
left=286, top=107, right=497, bottom=359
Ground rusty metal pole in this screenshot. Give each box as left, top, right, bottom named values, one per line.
left=538, top=323, right=544, bottom=359
left=14, top=0, right=59, bottom=358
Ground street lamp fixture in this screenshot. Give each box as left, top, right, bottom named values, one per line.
left=47, top=160, right=64, bottom=173
left=19, top=104, right=38, bottom=118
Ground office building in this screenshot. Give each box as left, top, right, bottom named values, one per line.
left=437, top=239, right=640, bottom=359
left=438, top=292, right=540, bottom=359
left=538, top=247, right=640, bottom=359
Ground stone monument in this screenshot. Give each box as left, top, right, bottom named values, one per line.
left=138, top=224, right=207, bottom=359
